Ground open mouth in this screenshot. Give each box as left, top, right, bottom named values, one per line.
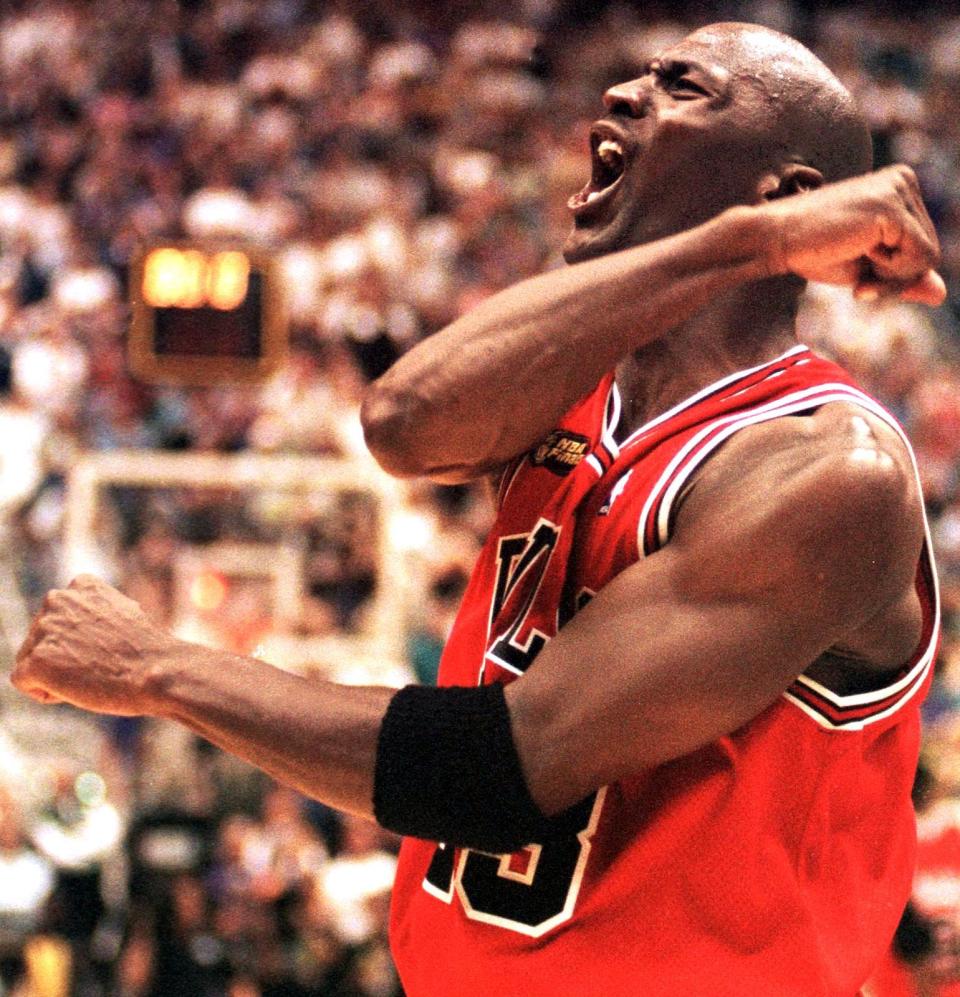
left=568, top=128, right=628, bottom=217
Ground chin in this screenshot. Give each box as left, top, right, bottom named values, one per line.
left=562, top=202, right=695, bottom=265
left=561, top=214, right=637, bottom=264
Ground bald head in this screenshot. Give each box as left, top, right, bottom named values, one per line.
left=684, top=22, right=873, bottom=183
left=563, top=22, right=874, bottom=263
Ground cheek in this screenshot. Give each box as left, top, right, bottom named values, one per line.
left=654, top=106, right=719, bottom=140
left=652, top=122, right=765, bottom=202
left=655, top=108, right=756, bottom=161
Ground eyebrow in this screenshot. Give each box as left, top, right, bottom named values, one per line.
left=659, top=57, right=713, bottom=79
left=648, top=55, right=731, bottom=98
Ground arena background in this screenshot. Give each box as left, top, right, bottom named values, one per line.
left=0, top=1, right=958, bottom=994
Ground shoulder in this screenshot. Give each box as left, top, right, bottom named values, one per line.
left=678, top=400, right=919, bottom=529
left=670, top=400, right=923, bottom=619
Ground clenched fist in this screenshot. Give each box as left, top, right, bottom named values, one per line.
left=11, top=575, right=177, bottom=716
left=762, top=164, right=945, bottom=305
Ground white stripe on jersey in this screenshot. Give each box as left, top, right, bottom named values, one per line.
left=638, top=382, right=939, bottom=729
left=618, top=343, right=809, bottom=450
left=639, top=384, right=867, bottom=552
left=782, top=662, right=932, bottom=731
left=602, top=382, right=622, bottom=460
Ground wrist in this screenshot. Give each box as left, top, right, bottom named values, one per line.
left=722, top=202, right=790, bottom=278
left=140, top=634, right=198, bottom=718
left=717, top=203, right=787, bottom=280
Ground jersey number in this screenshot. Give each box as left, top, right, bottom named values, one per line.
left=423, top=789, right=605, bottom=938
left=485, top=519, right=560, bottom=675
left=424, top=519, right=602, bottom=936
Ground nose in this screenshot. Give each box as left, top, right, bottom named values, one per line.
left=602, top=80, right=649, bottom=118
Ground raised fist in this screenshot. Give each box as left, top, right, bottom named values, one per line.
left=763, top=164, right=945, bottom=305
left=11, top=575, right=174, bottom=716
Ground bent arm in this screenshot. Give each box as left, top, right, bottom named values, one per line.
left=361, top=207, right=773, bottom=482
left=508, top=434, right=924, bottom=812
left=360, top=166, right=944, bottom=484
left=11, top=420, right=923, bottom=839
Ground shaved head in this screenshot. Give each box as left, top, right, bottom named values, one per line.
left=564, top=20, right=874, bottom=263
left=684, top=23, right=873, bottom=182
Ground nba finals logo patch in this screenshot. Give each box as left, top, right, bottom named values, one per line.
left=531, top=430, right=590, bottom=475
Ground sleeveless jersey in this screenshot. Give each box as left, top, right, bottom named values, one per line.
left=389, top=344, right=940, bottom=996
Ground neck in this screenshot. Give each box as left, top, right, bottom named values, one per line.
left=615, top=277, right=800, bottom=434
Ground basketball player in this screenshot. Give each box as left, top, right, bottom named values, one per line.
left=12, top=22, right=947, bottom=995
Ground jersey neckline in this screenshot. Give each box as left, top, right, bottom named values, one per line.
left=610, top=343, right=811, bottom=450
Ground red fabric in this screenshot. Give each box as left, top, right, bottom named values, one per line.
left=865, top=952, right=919, bottom=997
left=390, top=347, right=938, bottom=996
left=866, top=803, right=960, bottom=996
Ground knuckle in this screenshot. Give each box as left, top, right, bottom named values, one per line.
left=895, top=163, right=917, bottom=185
left=884, top=163, right=909, bottom=184
left=913, top=232, right=941, bottom=267
left=889, top=174, right=908, bottom=200
left=71, top=574, right=103, bottom=593
left=41, top=589, right=71, bottom=617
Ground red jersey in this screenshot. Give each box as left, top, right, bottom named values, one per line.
left=389, top=345, right=940, bottom=996
left=868, top=802, right=960, bottom=997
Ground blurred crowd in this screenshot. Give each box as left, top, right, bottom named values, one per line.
left=0, top=746, right=402, bottom=997
left=0, top=0, right=958, bottom=993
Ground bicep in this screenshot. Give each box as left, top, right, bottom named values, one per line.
left=507, top=445, right=923, bottom=814
left=507, top=546, right=830, bottom=813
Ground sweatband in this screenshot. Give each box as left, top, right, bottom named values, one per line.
left=373, top=682, right=582, bottom=853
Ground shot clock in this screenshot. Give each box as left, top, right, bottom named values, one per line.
left=129, top=244, right=287, bottom=385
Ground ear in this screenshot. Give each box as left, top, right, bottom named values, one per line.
left=756, top=164, right=825, bottom=202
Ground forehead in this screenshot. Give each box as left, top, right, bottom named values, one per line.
left=681, top=25, right=793, bottom=65
left=657, top=29, right=801, bottom=102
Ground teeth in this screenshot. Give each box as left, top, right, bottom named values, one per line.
left=586, top=190, right=603, bottom=204
left=597, top=139, right=624, bottom=165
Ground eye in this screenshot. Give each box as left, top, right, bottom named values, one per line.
left=654, top=60, right=711, bottom=99
left=666, top=75, right=710, bottom=98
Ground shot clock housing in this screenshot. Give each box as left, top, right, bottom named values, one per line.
left=129, top=243, right=287, bottom=385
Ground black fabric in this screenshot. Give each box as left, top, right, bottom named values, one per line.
left=374, top=683, right=576, bottom=853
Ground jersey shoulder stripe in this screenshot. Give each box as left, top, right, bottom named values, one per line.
left=637, top=383, right=865, bottom=555
left=633, top=380, right=939, bottom=731
left=617, top=343, right=809, bottom=451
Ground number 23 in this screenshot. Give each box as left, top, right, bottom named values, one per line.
left=422, top=789, right=606, bottom=938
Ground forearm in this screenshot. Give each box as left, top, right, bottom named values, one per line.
left=150, top=644, right=565, bottom=852
left=150, top=642, right=393, bottom=820
left=361, top=206, right=774, bottom=480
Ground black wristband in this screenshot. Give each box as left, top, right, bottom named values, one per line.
left=374, top=683, right=566, bottom=853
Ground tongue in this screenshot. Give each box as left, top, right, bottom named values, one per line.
left=568, top=181, right=614, bottom=211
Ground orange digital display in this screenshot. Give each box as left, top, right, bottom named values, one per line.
left=141, top=248, right=251, bottom=311
left=129, top=242, right=286, bottom=385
